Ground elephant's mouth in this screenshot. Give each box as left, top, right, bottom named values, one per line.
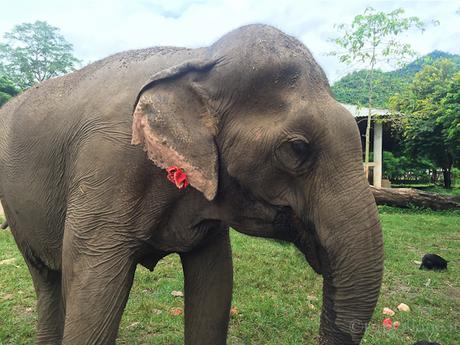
left=273, top=207, right=323, bottom=274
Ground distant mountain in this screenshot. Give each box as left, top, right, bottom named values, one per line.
left=390, top=50, right=460, bottom=78
left=331, top=51, right=460, bottom=108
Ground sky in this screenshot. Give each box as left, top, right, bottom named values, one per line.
left=1, top=0, right=459, bottom=82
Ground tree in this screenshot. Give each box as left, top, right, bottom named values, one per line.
left=390, top=59, right=458, bottom=188
left=440, top=71, right=460, bottom=161
left=0, top=75, right=20, bottom=107
left=329, top=7, right=428, bottom=178
left=0, top=21, right=79, bottom=89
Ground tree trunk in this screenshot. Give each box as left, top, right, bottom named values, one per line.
left=371, top=186, right=460, bottom=210
left=442, top=168, right=452, bottom=189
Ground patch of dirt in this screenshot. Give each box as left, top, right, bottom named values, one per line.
left=443, top=286, right=460, bottom=303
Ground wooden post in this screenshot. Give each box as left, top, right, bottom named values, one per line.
left=373, top=122, right=382, bottom=188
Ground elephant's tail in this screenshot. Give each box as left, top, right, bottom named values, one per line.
left=1, top=221, right=8, bottom=229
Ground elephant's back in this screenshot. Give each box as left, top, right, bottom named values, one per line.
left=0, top=45, right=202, bottom=185
left=7, top=46, right=201, bottom=124
left=59, top=46, right=201, bottom=120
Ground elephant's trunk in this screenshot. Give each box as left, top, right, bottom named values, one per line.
left=299, top=180, right=383, bottom=344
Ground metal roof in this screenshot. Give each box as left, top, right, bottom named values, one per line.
left=340, top=103, right=391, bottom=118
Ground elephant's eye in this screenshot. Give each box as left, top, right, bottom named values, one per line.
left=275, top=138, right=310, bottom=172
left=291, top=140, right=309, bottom=158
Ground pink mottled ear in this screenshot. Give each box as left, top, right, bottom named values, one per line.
left=131, top=60, right=219, bottom=201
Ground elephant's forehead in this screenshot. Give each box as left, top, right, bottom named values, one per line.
left=211, top=24, right=314, bottom=63
left=209, top=26, right=330, bottom=94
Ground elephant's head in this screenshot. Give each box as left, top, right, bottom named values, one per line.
left=131, top=24, right=383, bottom=345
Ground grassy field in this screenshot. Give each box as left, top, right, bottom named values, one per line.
left=0, top=207, right=459, bottom=344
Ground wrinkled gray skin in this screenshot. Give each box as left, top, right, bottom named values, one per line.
left=0, top=25, right=383, bottom=345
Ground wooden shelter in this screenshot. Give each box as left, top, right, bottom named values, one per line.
left=341, top=103, right=391, bottom=188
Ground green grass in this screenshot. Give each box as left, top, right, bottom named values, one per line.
left=1, top=208, right=459, bottom=344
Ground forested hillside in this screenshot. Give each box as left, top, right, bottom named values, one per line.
left=332, top=50, right=460, bottom=108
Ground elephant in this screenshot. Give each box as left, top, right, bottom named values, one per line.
left=0, top=24, right=383, bottom=345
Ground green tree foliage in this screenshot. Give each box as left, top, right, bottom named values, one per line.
left=440, top=72, right=460, bottom=157
left=390, top=59, right=459, bottom=188
left=0, top=75, right=19, bottom=107
left=330, top=7, right=426, bottom=68
left=0, top=21, right=79, bottom=89
left=329, top=7, right=427, bottom=174
left=332, top=69, right=407, bottom=108
left=382, top=151, right=434, bottom=183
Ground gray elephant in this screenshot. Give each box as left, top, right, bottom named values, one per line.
left=0, top=24, right=383, bottom=345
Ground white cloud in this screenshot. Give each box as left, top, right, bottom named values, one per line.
left=1, top=0, right=459, bottom=82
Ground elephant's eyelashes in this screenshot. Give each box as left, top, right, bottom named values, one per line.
left=275, top=138, right=311, bottom=172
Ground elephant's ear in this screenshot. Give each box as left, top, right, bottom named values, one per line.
left=131, top=59, right=220, bottom=201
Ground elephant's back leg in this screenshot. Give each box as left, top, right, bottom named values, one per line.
left=2, top=201, right=65, bottom=345
left=0, top=157, right=67, bottom=271
left=26, top=262, right=65, bottom=344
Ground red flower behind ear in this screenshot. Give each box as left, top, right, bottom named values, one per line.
left=166, top=166, right=189, bottom=190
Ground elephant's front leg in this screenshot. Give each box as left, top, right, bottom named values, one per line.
left=61, top=233, right=137, bottom=345
left=180, top=229, right=233, bottom=345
